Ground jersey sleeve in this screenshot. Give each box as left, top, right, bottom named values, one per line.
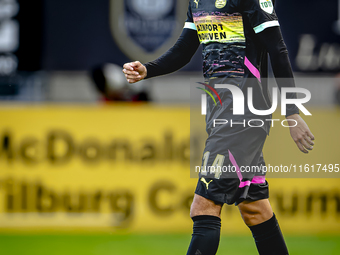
left=143, top=2, right=200, bottom=79
left=241, top=0, right=280, bottom=34
left=183, top=3, right=197, bottom=31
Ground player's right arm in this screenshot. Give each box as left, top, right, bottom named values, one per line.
left=123, top=4, right=200, bottom=84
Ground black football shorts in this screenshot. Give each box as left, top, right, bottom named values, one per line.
left=195, top=127, right=269, bottom=205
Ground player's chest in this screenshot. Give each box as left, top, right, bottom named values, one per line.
left=189, top=0, right=244, bottom=45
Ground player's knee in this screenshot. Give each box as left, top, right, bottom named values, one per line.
left=190, top=194, right=222, bottom=218
left=239, top=204, right=255, bottom=224
left=238, top=200, right=273, bottom=226
left=190, top=201, right=202, bottom=218
left=239, top=209, right=260, bottom=226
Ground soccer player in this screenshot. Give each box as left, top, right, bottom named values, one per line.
left=123, top=0, right=315, bottom=254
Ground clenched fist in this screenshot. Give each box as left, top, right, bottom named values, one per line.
left=122, top=61, right=147, bottom=84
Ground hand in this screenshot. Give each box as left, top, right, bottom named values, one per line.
left=122, top=61, right=147, bottom=84
left=286, top=114, right=315, bottom=154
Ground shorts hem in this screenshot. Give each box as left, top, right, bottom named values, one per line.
left=194, top=190, right=226, bottom=205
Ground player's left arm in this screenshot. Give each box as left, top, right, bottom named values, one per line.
left=286, top=114, right=315, bottom=154
left=256, top=27, right=315, bottom=153
left=242, top=0, right=315, bottom=153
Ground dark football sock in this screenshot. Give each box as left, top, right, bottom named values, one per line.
left=249, top=213, right=289, bottom=255
left=186, top=215, right=221, bottom=255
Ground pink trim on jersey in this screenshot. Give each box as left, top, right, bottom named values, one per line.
left=228, top=150, right=266, bottom=188
left=244, top=56, right=261, bottom=82
left=239, top=180, right=251, bottom=188
left=228, top=150, right=243, bottom=181
left=252, top=176, right=266, bottom=184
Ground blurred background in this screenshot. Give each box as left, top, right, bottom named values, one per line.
left=0, top=0, right=339, bottom=254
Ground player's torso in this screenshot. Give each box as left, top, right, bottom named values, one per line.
left=189, top=0, right=250, bottom=80
left=190, top=0, right=271, bottom=134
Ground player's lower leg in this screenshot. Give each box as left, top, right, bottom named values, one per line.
left=186, top=195, right=222, bottom=255
left=238, top=199, right=289, bottom=255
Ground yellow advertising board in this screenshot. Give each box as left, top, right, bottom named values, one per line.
left=0, top=105, right=339, bottom=234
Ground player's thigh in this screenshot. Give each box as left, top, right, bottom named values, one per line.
left=237, top=199, right=273, bottom=226
left=190, top=194, right=223, bottom=218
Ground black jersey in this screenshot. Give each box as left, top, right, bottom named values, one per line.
left=186, top=0, right=278, bottom=81
left=185, top=0, right=281, bottom=134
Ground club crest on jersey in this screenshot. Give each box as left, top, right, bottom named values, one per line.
left=109, top=0, right=187, bottom=63
left=215, top=0, right=227, bottom=9
left=259, top=0, right=273, bottom=14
